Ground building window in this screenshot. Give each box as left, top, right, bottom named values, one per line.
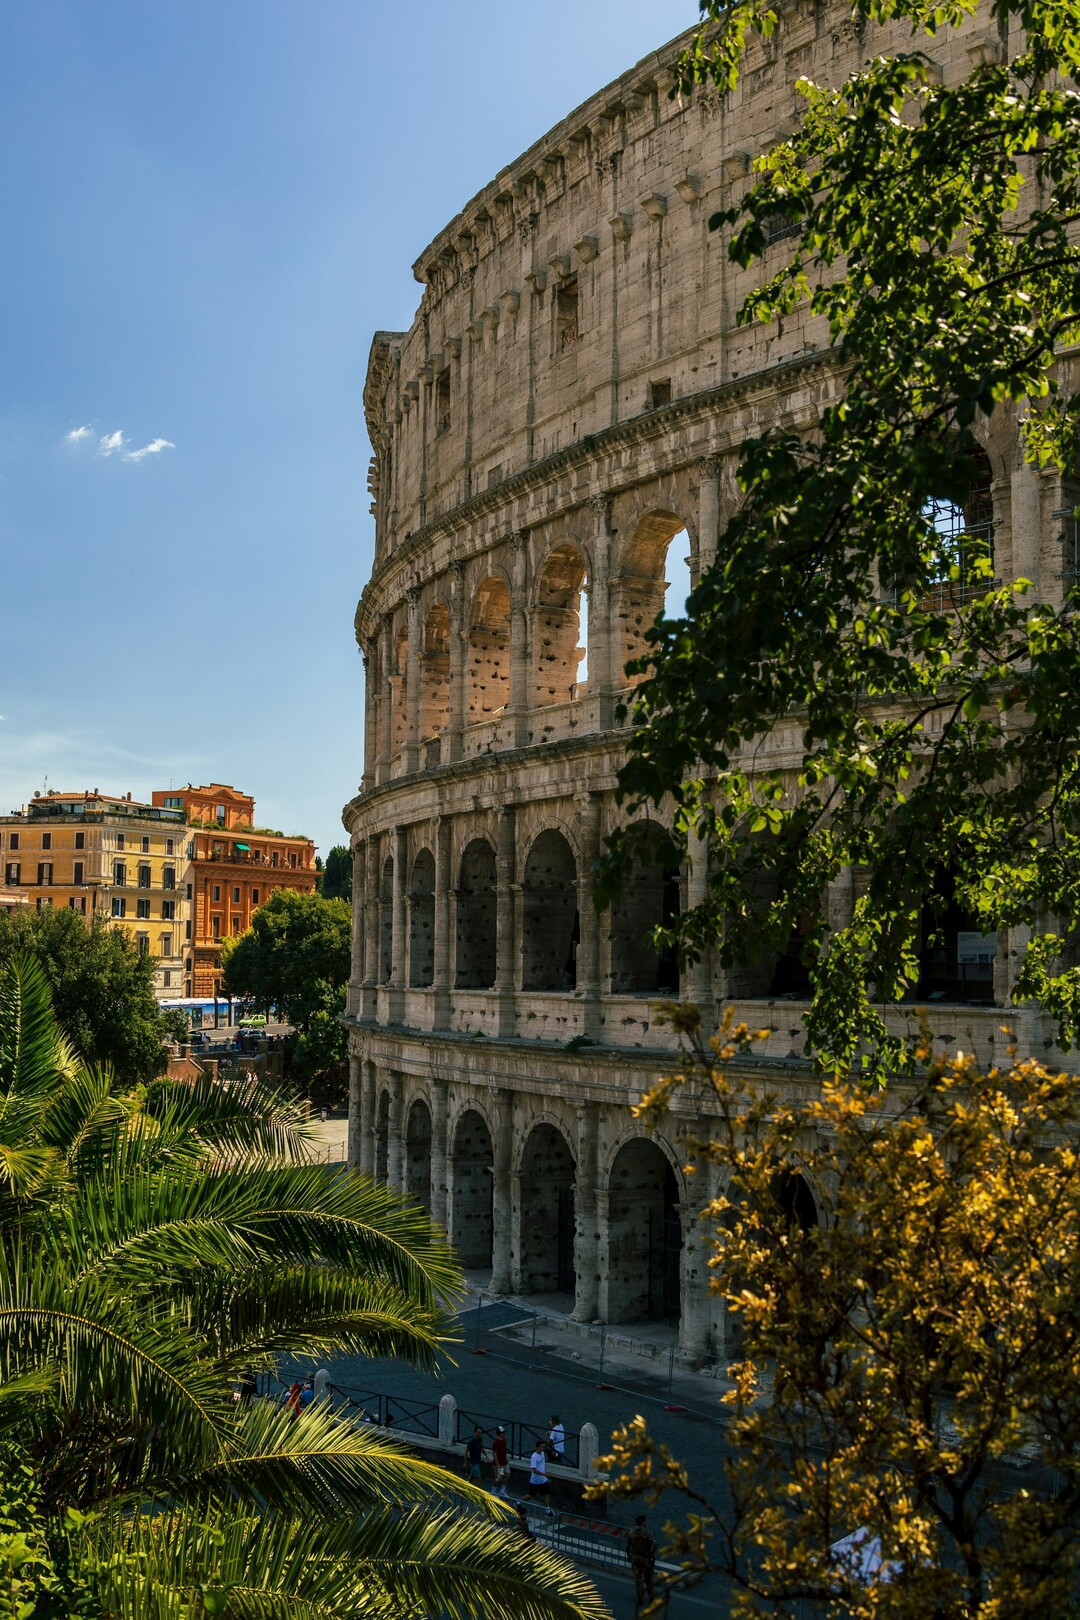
left=112, top=897, right=127, bottom=919
left=251, top=887, right=260, bottom=905
left=163, top=866, right=175, bottom=890
left=166, top=838, right=174, bottom=855
left=116, top=834, right=125, bottom=851
left=137, top=934, right=149, bottom=956
left=141, top=836, right=150, bottom=853
left=36, top=897, right=52, bottom=911
left=37, top=862, right=53, bottom=886
left=164, top=795, right=182, bottom=809
left=231, top=916, right=241, bottom=934
left=185, top=920, right=192, bottom=939
left=5, top=863, right=19, bottom=886
left=289, top=853, right=297, bottom=868
left=232, top=886, right=240, bottom=904
left=271, top=852, right=278, bottom=867
left=161, top=900, right=175, bottom=921
left=215, top=805, right=226, bottom=824
left=186, top=883, right=192, bottom=899
left=557, top=276, right=579, bottom=349
left=114, top=862, right=126, bottom=886
left=41, top=832, right=52, bottom=851
left=73, top=861, right=84, bottom=885
left=138, top=863, right=151, bottom=889
left=647, top=378, right=672, bottom=409
left=160, top=933, right=172, bottom=957
left=187, top=841, right=195, bottom=859
left=163, top=969, right=172, bottom=988
left=436, top=366, right=451, bottom=434
left=68, top=896, right=87, bottom=914
left=9, top=833, right=18, bottom=851
left=212, top=884, right=221, bottom=903
left=74, top=831, right=85, bottom=850
left=137, top=899, right=151, bottom=920
left=212, top=915, right=221, bottom=939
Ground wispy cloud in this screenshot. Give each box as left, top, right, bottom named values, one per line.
left=123, top=437, right=175, bottom=463
left=98, top=430, right=125, bottom=457
left=65, top=425, right=93, bottom=444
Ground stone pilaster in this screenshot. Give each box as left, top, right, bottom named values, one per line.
left=572, top=1102, right=600, bottom=1321
left=386, top=1073, right=404, bottom=1190
left=490, top=1087, right=514, bottom=1293
left=448, top=562, right=466, bottom=763
left=433, top=815, right=453, bottom=1029
left=682, top=827, right=714, bottom=1034
left=361, top=651, right=376, bottom=791
left=508, top=531, right=530, bottom=747
left=430, top=1079, right=449, bottom=1229
left=347, top=1051, right=362, bottom=1168
left=362, top=839, right=379, bottom=1021
left=696, top=455, right=721, bottom=583
left=359, top=1058, right=376, bottom=1177
left=576, top=792, right=602, bottom=1037
left=378, top=617, right=393, bottom=785
left=589, top=495, right=615, bottom=724
left=495, top=804, right=517, bottom=1038
left=404, top=587, right=422, bottom=772
left=388, top=826, right=407, bottom=1024
left=678, top=1145, right=713, bottom=1359
left=1011, top=443, right=1041, bottom=588
left=348, top=842, right=364, bottom=1016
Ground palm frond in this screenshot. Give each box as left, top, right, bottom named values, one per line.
left=142, top=1071, right=316, bottom=1162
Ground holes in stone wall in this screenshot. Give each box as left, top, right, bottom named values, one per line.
left=533, top=544, right=588, bottom=708
left=606, top=1140, right=681, bottom=1324
left=409, top=849, right=435, bottom=988
left=451, top=1108, right=494, bottom=1268
left=421, top=604, right=450, bottom=744
left=456, top=838, right=497, bottom=989
left=521, top=829, right=578, bottom=991
left=467, top=576, right=511, bottom=723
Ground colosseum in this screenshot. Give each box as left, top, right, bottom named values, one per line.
left=343, top=12, right=1076, bottom=1359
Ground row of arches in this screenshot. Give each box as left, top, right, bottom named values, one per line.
left=373, top=821, right=680, bottom=994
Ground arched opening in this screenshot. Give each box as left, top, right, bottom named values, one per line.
left=609, top=818, right=681, bottom=994
left=533, top=544, right=588, bottom=707
left=467, top=577, right=510, bottom=724
left=616, top=513, right=692, bottom=689
left=517, top=1124, right=576, bottom=1298
left=914, top=870, right=996, bottom=1005
left=420, top=603, right=451, bottom=748
left=374, top=1088, right=390, bottom=1183
left=521, top=829, right=578, bottom=991
left=405, top=1098, right=432, bottom=1211
left=772, top=1169, right=818, bottom=1230
left=455, top=839, right=497, bottom=989
left=408, top=849, right=435, bottom=988
left=769, top=908, right=818, bottom=998
left=379, top=857, right=394, bottom=983
left=451, top=1108, right=494, bottom=1270
left=606, top=1140, right=681, bottom=1324
left=391, top=624, right=409, bottom=755
left=924, top=450, right=995, bottom=610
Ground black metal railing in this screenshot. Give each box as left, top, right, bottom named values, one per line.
left=454, top=1407, right=579, bottom=1470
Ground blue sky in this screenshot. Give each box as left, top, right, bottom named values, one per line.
left=0, top=0, right=693, bottom=856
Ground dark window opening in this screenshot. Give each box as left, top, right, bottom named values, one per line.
left=647, top=379, right=672, bottom=410
left=557, top=277, right=579, bottom=350
left=924, top=453, right=995, bottom=609
left=435, top=367, right=451, bottom=434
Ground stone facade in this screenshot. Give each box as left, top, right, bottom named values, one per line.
left=344, top=12, right=1080, bottom=1358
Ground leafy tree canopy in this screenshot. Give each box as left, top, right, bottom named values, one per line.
left=601, top=0, right=1080, bottom=1079
left=0, top=906, right=171, bottom=1086
left=320, top=845, right=353, bottom=903
left=222, top=889, right=350, bottom=1034
left=598, top=1011, right=1080, bottom=1617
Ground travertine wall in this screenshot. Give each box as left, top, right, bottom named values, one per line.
left=345, top=8, right=1079, bottom=1358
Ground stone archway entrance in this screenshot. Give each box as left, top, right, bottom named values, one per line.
left=516, top=1123, right=576, bottom=1298
left=405, top=1098, right=432, bottom=1210
left=605, top=1140, right=681, bottom=1324
left=451, top=1108, right=494, bottom=1271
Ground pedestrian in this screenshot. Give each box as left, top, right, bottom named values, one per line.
left=513, top=1502, right=535, bottom=1542
left=284, top=1381, right=302, bottom=1419
left=465, top=1424, right=486, bottom=1483
left=491, top=1424, right=511, bottom=1498
left=312, top=1366, right=332, bottom=1404
left=298, top=1378, right=315, bottom=1412
left=547, top=1414, right=565, bottom=1462
left=528, top=1439, right=550, bottom=1501
left=626, top=1514, right=658, bottom=1608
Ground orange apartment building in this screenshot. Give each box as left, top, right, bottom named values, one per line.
left=151, top=783, right=317, bottom=997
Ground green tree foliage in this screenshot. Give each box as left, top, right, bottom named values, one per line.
left=0, top=907, right=170, bottom=1086
left=601, top=0, right=1080, bottom=1077
left=598, top=1010, right=1080, bottom=1617
left=0, top=955, right=609, bottom=1620
left=320, top=845, right=353, bottom=902
left=222, top=889, right=350, bottom=1033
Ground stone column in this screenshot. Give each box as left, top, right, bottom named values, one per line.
left=508, top=531, right=530, bottom=747
left=348, top=842, right=365, bottom=1017
left=378, top=617, right=394, bottom=785
left=359, top=1058, right=376, bottom=1177
left=589, top=496, right=615, bottom=725
left=433, top=815, right=453, bottom=1030
left=678, top=1147, right=713, bottom=1358
left=495, top=804, right=517, bottom=1039
left=362, top=651, right=376, bottom=792
left=696, top=455, right=721, bottom=583
left=1011, top=444, right=1041, bottom=589
left=490, top=1087, right=514, bottom=1294
left=448, top=562, right=466, bottom=763
left=386, top=1073, right=404, bottom=1191
left=594, top=1187, right=611, bottom=1322
left=682, top=828, right=714, bottom=1034
left=362, top=839, right=379, bottom=1022
left=430, top=1079, right=449, bottom=1229
left=576, top=792, right=602, bottom=1038
left=347, top=1051, right=362, bottom=1168
left=389, top=826, right=407, bottom=1024
left=572, top=1102, right=600, bottom=1321
left=404, top=587, right=422, bottom=773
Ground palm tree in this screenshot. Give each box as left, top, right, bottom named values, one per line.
left=0, top=956, right=609, bottom=1619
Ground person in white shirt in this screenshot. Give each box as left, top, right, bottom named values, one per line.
left=547, top=1415, right=565, bottom=1461
left=528, top=1441, right=550, bottom=1500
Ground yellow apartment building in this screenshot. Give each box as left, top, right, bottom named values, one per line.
left=0, top=790, right=190, bottom=998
